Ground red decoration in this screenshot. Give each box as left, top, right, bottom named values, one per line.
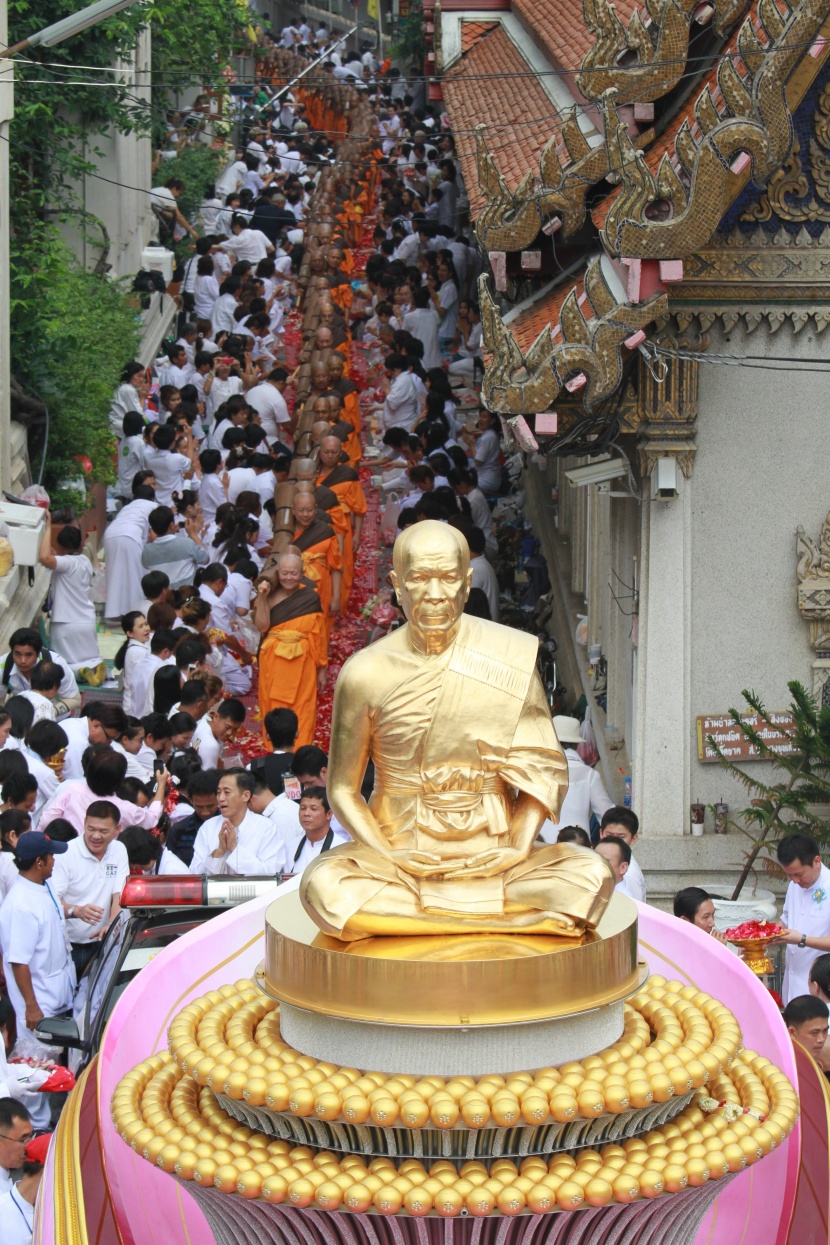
left=723, top=921, right=782, bottom=939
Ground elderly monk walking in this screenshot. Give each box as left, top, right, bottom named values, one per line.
left=254, top=552, right=328, bottom=748
left=291, top=492, right=342, bottom=633
left=316, top=435, right=367, bottom=612
left=301, top=522, right=613, bottom=940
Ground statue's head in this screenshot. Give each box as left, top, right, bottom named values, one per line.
left=391, top=521, right=471, bottom=642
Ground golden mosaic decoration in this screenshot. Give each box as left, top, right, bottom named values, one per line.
left=577, top=0, right=748, bottom=105
left=111, top=976, right=799, bottom=1217
left=479, top=261, right=668, bottom=415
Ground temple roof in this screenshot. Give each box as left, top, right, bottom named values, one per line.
left=439, top=0, right=830, bottom=418
left=511, top=0, right=641, bottom=72
left=442, top=22, right=563, bottom=217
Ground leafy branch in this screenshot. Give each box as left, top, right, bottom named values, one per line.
left=707, top=681, right=830, bottom=899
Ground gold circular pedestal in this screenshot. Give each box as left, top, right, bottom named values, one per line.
left=259, top=889, right=642, bottom=1027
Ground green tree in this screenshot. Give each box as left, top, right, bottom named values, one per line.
left=392, top=2, right=426, bottom=65
left=708, top=682, right=830, bottom=899
left=7, top=0, right=249, bottom=504
left=10, top=222, right=141, bottom=505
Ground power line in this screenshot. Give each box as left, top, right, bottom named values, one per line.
left=655, top=343, right=830, bottom=374
left=8, top=29, right=830, bottom=83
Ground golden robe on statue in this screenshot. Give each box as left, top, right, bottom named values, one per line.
left=301, top=613, right=613, bottom=940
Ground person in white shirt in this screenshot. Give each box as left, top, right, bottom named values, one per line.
left=0, top=832, right=76, bottom=1060
left=192, top=700, right=245, bottom=770
left=462, top=408, right=502, bottom=496
left=538, top=717, right=614, bottom=840
left=448, top=468, right=496, bottom=557
left=141, top=425, right=194, bottom=506
left=226, top=465, right=259, bottom=505
left=278, top=786, right=350, bottom=876
left=113, top=613, right=151, bottom=717
left=249, top=774, right=303, bottom=843
left=158, top=342, right=192, bottom=391
left=467, top=527, right=500, bottom=622
left=50, top=800, right=130, bottom=976
left=598, top=807, right=647, bottom=904
left=448, top=303, right=482, bottom=379
left=403, top=289, right=442, bottom=370
left=18, top=662, right=62, bottom=725
left=119, top=824, right=187, bottom=877
left=149, top=179, right=198, bottom=243
left=0, top=1100, right=33, bottom=1202
left=38, top=518, right=103, bottom=679
left=221, top=217, right=275, bottom=265
left=116, top=413, right=147, bottom=501
left=194, top=255, right=221, bottom=320
left=190, top=771, right=281, bottom=875
left=55, top=703, right=128, bottom=782
left=111, top=721, right=153, bottom=783
left=21, top=720, right=66, bottom=827
left=197, top=450, right=228, bottom=525
left=129, top=630, right=178, bottom=723
left=595, top=837, right=635, bottom=899
left=205, top=360, right=245, bottom=427
left=216, top=158, right=248, bottom=202
left=108, top=362, right=145, bottom=438
left=245, top=370, right=290, bottom=441
left=198, top=566, right=237, bottom=632
left=379, top=355, right=421, bottom=431
left=0, top=632, right=79, bottom=719
left=103, top=491, right=158, bottom=621
left=773, top=833, right=830, bottom=1003
left=0, top=1146, right=44, bottom=1244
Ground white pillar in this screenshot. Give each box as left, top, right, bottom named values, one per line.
left=633, top=477, right=692, bottom=834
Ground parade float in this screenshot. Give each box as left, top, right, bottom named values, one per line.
left=36, top=522, right=828, bottom=1244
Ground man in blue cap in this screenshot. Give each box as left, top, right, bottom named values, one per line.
left=0, top=832, right=75, bottom=1068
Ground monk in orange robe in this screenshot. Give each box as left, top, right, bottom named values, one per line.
left=328, top=353, right=361, bottom=436
left=291, top=492, right=342, bottom=635
left=325, top=393, right=360, bottom=466
left=254, top=552, right=328, bottom=749
left=316, top=435, right=367, bottom=611
left=326, top=248, right=353, bottom=313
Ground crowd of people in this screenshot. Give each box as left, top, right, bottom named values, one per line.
left=1, top=12, right=829, bottom=1234
left=0, top=28, right=512, bottom=1217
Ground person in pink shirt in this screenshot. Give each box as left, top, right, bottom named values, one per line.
left=38, top=746, right=168, bottom=834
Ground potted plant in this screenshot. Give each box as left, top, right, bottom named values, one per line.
left=707, top=682, right=830, bottom=918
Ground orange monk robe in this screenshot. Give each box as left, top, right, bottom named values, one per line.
left=334, top=339, right=352, bottom=381
left=259, top=587, right=327, bottom=749
left=334, top=383, right=361, bottom=437
left=328, top=272, right=353, bottom=314
left=316, top=468, right=367, bottom=610
left=292, top=520, right=342, bottom=632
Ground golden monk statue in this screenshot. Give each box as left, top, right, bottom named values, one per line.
left=301, top=521, right=613, bottom=940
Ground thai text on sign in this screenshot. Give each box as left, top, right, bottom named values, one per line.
left=696, top=713, right=796, bottom=763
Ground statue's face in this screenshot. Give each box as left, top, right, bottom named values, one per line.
left=392, top=524, right=471, bottom=637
